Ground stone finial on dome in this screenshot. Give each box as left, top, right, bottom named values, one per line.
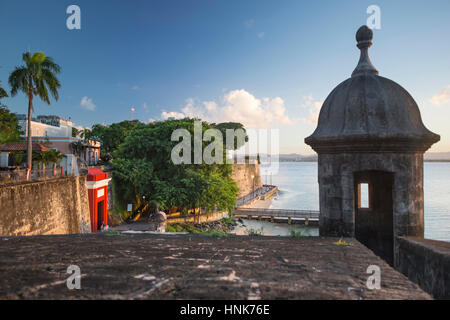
left=356, top=25, right=373, bottom=45
left=352, top=25, right=379, bottom=77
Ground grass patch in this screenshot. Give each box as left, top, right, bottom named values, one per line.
left=103, top=229, right=125, bottom=237
left=289, top=227, right=312, bottom=238
left=167, top=217, right=236, bottom=235
left=334, top=238, right=353, bottom=246
left=167, top=223, right=228, bottom=237
left=166, top=225, right=177, bottom=233
left=221, top=215, right=234, bottom=225
left=202, top=230, right=228, bottom=238
left=245, top=227, right=264, bottom=236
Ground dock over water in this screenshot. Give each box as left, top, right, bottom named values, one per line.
left=234, top=207, right=319, bottom=224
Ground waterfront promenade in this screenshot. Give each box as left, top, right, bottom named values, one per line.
left=235, top=185, right=278, bottom=207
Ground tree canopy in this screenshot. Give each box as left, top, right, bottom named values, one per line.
left=72, top=127, right=80, bottom=138
left=112, top=118, right=240, bottom=214
left=212, top=122, right=248, bottom=150
left=86, top=120, right=247, bottom=163
left=0, top=81, right=7, bottom=100
left=0, top=106, right=23, bottom=145
left=83, top=120, right=141, bottom=156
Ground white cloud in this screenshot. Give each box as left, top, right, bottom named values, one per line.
left=160, top=89, right=292, bottom=128
left=244, top=19, right=254, bottom=28
left=300, top=95, right=323, bottom=124
left=161, top=111, right=185, bottom=120
left=80, top=96, right=96, bottom=111
left=430, top=85, right=450, bottom=106
left=257, top=32, right=265, bottom=39
left=131, top=85, right=140, bottom=91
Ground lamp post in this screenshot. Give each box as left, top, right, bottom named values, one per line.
left=251, top=174, right=255, bottom=198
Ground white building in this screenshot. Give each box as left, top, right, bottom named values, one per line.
left=12, top=115, right=100, bottom=174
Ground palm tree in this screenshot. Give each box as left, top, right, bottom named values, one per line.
left=0, top=82, right=7, bottom=99
left=0, top=85, right=8, bottom=98
left=48, top=149, right=65, bottom=176
left=8, top=52, right=61, bottom=179
left=0, top=87, right=7, bottom=101
left=0, top=67, right=8, bottom=100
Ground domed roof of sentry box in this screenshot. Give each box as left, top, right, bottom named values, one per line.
left=305, top=26, right=440, bottom=153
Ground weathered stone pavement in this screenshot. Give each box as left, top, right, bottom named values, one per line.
left=0, top=233, right=431, bottom=299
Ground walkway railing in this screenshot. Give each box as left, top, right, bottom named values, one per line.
left=0, top=168, right=64, bottom=185
left=233, top=207, right=320, bottom=219
left=236, top=185, right=278, bottom=207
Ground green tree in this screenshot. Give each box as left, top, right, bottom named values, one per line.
left=8, top=51, right=61, bottom=177
left=30, top=149, right=63, bottom=176
left=77, top=121, right=140, bottom=163
left=0, top=106, right=23, bottom=145
left=112, top=118, right=238, bottom=216
left=0, top=81, right=7, bottom=100
left=13, top=152, right=26, bottom=167
left=47, top=149, right=65, bottom=175
left=91, top=120, right=140, bottom=155
left=0, top=87, right=7, bottom=99
left=213, top=122, right=248, bottom=150
left=72, top=127, right=80, bottom=137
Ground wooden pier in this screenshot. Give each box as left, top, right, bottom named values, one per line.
left=233, top=207, right=320, bottom=225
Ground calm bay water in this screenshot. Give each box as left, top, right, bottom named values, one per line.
left=264, top=162, right=450, bottom=242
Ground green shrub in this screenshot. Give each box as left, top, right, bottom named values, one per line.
left=104, top=230, right=124, bottom=237
left=166, top=225, right=176, bottom=232
left=203, top=230, right=227, bottom=238
left=289, top=227, right=312, bottom=238
left=334, top=238, right=353, bottom=246
left=246, top=227, right=264, bottom=236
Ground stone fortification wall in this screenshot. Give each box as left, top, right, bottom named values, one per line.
left=396, top=236, right=450, bottom=299
left=231, top=162, right=262, bottom=198
left=0, top=176, right=91, bottom=236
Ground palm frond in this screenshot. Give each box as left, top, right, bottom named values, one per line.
left=41, top=69, right=60, bottom=101
left=0, top=87, right=7, bottom=99
left=31, top=52, right=46, bottom=64
left=42, top=56, right=61, bottom=74
left=22, top=52, right=31, bottom=66
left=35, top=78, right=50, bottom=104
left=0, top=80, right=8, bottom=98
left=8, top=67, right=29, bottom=96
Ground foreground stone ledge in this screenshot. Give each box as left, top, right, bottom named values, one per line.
left=397, top=236, right=450, bottom=299
left=0, top=234, right=431, bottom=300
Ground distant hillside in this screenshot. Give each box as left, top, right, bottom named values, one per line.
left=277, top=152, right=450, bottom=162
left=424, top=152, right=450, bottom=162
left=235, top=152, right=450, bottom=162
left=277, top=154, right=317, bottom=162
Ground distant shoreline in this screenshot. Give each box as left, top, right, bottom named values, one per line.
left=274, top=159, right=450, bottom=163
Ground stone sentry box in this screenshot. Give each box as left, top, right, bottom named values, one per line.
left=86, top=168, right=111, bottom=232
left=305, top=26, right=440, bottom=266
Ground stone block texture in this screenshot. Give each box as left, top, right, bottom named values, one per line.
left=0, top=176, right=91, bottom=236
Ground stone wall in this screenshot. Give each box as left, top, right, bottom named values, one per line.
left=396, top=236, right=450, bottom=299
left=167, top=210, right=230, bottom=224
left=0, top=176, right=91, bottom=236
left=317, top=152, right=424, bottom=266
left=317, top=152, right=424, bottom=237
left=231, top=163, right=262, bottom=198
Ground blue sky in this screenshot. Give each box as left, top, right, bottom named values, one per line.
left=1, top=0, right=449, bottom=154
